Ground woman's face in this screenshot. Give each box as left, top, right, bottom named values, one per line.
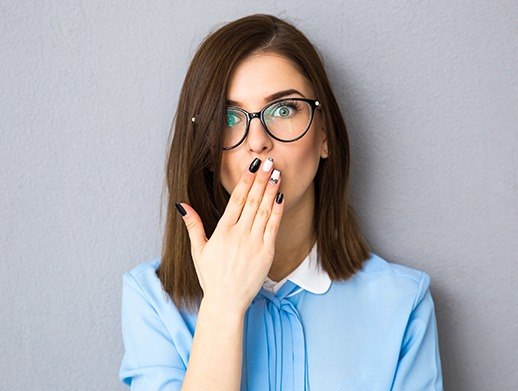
left=219, top=52, right=328, bottom=213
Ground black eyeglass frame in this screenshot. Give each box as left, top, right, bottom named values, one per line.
left=206, top=97, right=322, bottom=151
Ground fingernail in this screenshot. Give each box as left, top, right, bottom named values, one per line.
left=262, top=157, right=274, bottom=172
left=275, top=192, right=284, bottom=204
left=269, top=169, right=280, bottom=184
left=249, top=157, right=261, bottom=173
left=175, top=202, right=187, bottom=216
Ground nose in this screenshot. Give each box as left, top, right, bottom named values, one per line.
left=245, top=113, right=273, bottom=153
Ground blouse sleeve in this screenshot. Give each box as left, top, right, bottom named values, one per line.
left=119, top=272, right=186, bottom=390
left=391, top=272, right=444, bottom=390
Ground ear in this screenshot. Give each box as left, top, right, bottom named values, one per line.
left=319, top=127, right=329, bottom=159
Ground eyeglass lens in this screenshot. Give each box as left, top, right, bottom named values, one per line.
left=224, top=99, right=312, bottom=149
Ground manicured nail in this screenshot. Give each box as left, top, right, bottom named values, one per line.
left=275, top=192, right=284, bottom=204
left=249, top=158, right=261, bottom=173
left=262, top=157, right=274, bottom=172
left=269, top=169, right=280, bottom=184
left=175, top=202, right=187, bottom=216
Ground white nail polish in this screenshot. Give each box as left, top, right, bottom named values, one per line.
left=269, top=169, right=280, bottom=184
left=262, top=157, right=274, bottom=172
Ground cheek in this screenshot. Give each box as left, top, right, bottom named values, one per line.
left=300, top=131, right=322, bottom=168
left=219, top=156, right=240, bottom=195
left=282, top=143, right=320, bottom=193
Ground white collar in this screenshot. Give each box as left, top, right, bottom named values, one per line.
left=263, top=241, right=332, bottom=295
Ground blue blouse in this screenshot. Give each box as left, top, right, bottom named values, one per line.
left=118, top=245, right=443, bottom=390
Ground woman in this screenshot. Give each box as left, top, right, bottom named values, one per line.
left=119, top=13, right=443, bottom=390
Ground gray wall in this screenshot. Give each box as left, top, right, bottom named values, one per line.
left=1, top=1, right=516, bottom=390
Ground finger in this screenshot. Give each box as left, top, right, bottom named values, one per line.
left=250, top=169, right=281, bottom=236
left=263, top=191, right=285, bottom=244
left=175, top=202, right=208, bottom=257
left=237, top=157, right=275, bottom=231
left=219, top=157, right=262, bottom=227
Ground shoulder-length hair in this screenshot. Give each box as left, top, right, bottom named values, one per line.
left=157, top=13, right=371, bottom=313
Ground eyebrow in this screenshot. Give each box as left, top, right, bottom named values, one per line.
left=225, top=89, right=306, bottom=106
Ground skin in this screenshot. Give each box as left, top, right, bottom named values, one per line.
left=219, top=52, right=329, bottom=282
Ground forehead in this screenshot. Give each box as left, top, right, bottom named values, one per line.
left=226, top=53, right=313, bottom=107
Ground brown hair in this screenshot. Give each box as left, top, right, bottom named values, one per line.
left=157, top=13, right=371, bottom=313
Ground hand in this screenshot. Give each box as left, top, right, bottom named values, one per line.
left=176, top=157, right=284, bottom=314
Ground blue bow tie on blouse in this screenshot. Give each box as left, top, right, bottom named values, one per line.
left=241, top=279, right=309, bottom=391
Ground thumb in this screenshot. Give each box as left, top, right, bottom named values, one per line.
left=175, top=202, right=208, bottom=253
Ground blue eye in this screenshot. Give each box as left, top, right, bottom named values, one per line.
left=226, top=110, right=242, bottom=127
left=268, top=100, right=303, bottom=118
left=274, top=106, right=293, bottom=117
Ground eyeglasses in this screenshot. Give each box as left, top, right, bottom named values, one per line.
left=197, top=97, right=322, bottom=151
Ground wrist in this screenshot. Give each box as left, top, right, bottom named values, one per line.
left=200, top=296, right=247, bottom=319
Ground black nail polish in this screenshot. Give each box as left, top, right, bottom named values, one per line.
left=275, top=192, right=284, bottom=204
left=249, top=158, right=261, bottom=173
left=175, top=202, right=187, bottom=216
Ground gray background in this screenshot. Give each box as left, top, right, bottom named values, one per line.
left=1, top=1, right=517, bottom=390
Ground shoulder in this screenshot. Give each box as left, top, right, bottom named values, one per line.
left=124, top=257, right=161, bottom=279
left=331, top=252, right=432, bottom=310
left=363, top=252, right=431, bottom=305
left=360, top=252, right=430, bottom=284
left=121, top=257, right=165, bottom=308
left=120, top=256, right=197, bottom=322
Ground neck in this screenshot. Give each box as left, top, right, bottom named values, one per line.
left=267, top=183, right=317, bottom=282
